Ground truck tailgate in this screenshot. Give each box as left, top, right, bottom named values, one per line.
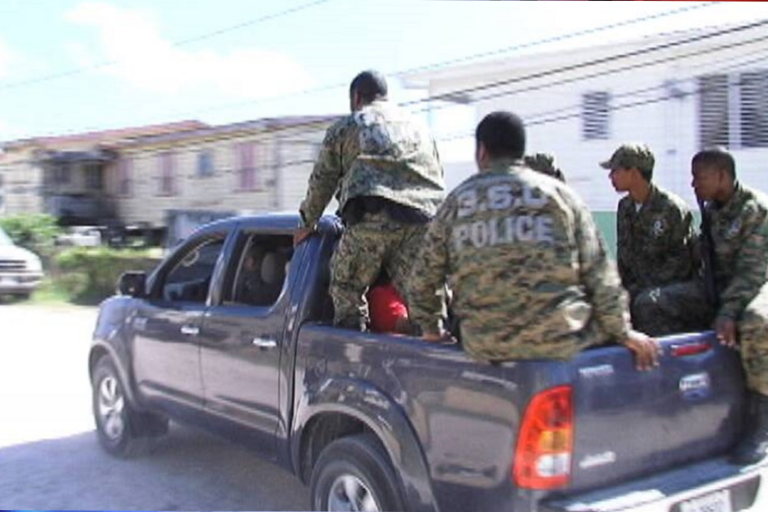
left=569, top=331, right=745, bottom=493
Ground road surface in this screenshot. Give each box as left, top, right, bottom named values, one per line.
left=0, top=304, right=309, bottom=511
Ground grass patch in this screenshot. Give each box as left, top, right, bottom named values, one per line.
left=23, top=278, right=78, bottom=306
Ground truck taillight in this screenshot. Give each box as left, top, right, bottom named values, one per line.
left=513, top=385, right=573, bottom=490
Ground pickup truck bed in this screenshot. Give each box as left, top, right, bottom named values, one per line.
left=89, top=214, right=766, bottom=512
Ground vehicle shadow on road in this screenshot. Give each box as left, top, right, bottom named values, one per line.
left=0, top=423, right=310, bottom=511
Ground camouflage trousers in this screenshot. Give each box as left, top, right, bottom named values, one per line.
left=330, top=211, right=427, bottom=329
left=633, top=280, right=768, bottom=395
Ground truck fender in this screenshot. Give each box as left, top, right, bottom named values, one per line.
left=292, top=377, right=439, bottom=512
left=88, top=296, right=141, bottom=410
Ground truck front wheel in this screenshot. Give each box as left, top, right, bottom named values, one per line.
left=310, top=434, right=404, bottom=512
left=92, top=356, right=167, bottom=457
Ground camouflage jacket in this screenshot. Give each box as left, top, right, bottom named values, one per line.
left=706, top=183, right=768, bottom=320
left=299, top=100, right=445, bottom=227
left=616, top=185, right=695, bottom=297
left=407, top=159, right=631, bottom=362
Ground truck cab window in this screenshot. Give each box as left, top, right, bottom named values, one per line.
left=229, top=234, right=293, bottom=307
left=162, top=237, right=225, bottom=302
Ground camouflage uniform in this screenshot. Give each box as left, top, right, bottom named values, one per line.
left=407, top=159, right=631, bottom=362
left=617, top=186, right=696, bottom=334
left=615, top=185, right=694, bottom=299
left=299, top=99, right=445, bottom=328
left=637, top=183, right=768, bottom=394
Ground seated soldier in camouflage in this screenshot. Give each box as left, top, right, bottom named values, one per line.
left=407, top=111, right=660, bottom=371
left=637, top=148, right=768, bottom=465
left=294, top=70, right=445, bottom=330
left=524, top=152, right=565, bottom=182
left=600, top=143, right=696, bottom=335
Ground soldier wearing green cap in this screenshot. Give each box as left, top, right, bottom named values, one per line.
left=600, top=143, right=696, bottom=334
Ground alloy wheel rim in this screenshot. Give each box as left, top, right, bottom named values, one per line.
left=98, top=375, right=125, bottom=440
left=328, top=474, right=380, bottom=512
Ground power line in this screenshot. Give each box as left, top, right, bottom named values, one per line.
left=403, top=18, right=768, bottom=108
left=32, top=51, right=768, bottom=203
left=436, top=49, right=768, bottom=143
left=88, top=10, right=766, bottom=136
left=9, top=10, right=766, bottom=151
left=524, top=49, right=768, bottom=125
left=392, top=1, right=718, bottom=78
left=0, top=0, right=334, bottom=92
left=118, top=2, right=722, bottom=122
left=417, top=27, right=768, bottom=117
left=32, top=22, right=767, bottom=146
left=61, top=45, right=768, bottom=174
left=22, top=39, right=768, bottom=161
left=222, top=21, right=768, bottom=146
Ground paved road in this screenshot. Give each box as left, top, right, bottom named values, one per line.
left=0, top=304, right=309, bottom=511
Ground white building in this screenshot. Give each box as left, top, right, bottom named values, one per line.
left=402, top=21, right=768, bottom=246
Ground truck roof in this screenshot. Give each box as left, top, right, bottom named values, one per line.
left=195, top=213, right=343, bottom=237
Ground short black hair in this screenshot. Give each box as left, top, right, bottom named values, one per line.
left=475, top=111, right=526, bottom=160
left=350, top=70, right=388, bottom=103
left=639, top=167, right=653, bottom=183
left=692, top=147, right=736, bottom=181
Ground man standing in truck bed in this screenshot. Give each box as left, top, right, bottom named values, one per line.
left=407, top=110, right=659, bottom=370
left=295, top=70, right=445, bottom=330
left=635, top=147, right=768, bottom=465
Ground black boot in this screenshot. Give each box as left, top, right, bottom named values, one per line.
left=730, top=391, right=768, bottom=465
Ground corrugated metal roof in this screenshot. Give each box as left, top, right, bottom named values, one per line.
left=1, top=120, right=208, bottom=151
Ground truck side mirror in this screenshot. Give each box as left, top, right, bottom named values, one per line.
left=117, top=271, right=147, bottom=298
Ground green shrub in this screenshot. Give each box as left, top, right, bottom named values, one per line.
left=56, top=272, right=90, bottom=300
left=0, top=214, right=62, bottom=261
left=54, top=247, right=162, bottom=302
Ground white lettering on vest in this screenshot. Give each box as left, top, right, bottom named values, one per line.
left=453, top=214, right=555, bottom=250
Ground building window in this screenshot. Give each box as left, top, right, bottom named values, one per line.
left=85, top=163, right=103, bottom=191
left=740, top=70, right=768, bottom=149
left=197, top=150, right=214, bottom=178
left=236, top=142, right=259, bottom=192
left=54, top=163, right=71, bottom=185
left=118, top=158, right=133, bottom=197
left=698, top=74, right=729, bottom=148
left=698, top=70, right=768, bottom=149
left=582, top=91, right=610, bottom=140
left=158, top=152, right=176, bottom=196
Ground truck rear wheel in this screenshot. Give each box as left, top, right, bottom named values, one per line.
left=92, top=356, right=167, bottom=457
left=310, top=434, right=404, bottom=512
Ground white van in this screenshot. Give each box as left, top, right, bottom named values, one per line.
left=0, top=226, right=44, bottom=299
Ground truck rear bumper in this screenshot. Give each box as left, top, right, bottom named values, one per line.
left=541, top=457, right=765, bottom=512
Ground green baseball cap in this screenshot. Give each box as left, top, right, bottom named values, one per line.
left=600, top=143, right=655, bottom=173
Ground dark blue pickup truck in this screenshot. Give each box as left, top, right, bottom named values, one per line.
left=89, top=214, right=766, bottom=512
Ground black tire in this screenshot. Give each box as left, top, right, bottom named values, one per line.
left=310, top=434, right=405, bottom=512
left=91, top=356, right=167, bottom=457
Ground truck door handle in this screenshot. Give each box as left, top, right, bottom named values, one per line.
left=252, top=337, right=277, bottom=349
left=181, top=325, right=200, bottom=336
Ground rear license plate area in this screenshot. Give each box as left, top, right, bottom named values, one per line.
left=677, top=489, right=731, bottom=512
